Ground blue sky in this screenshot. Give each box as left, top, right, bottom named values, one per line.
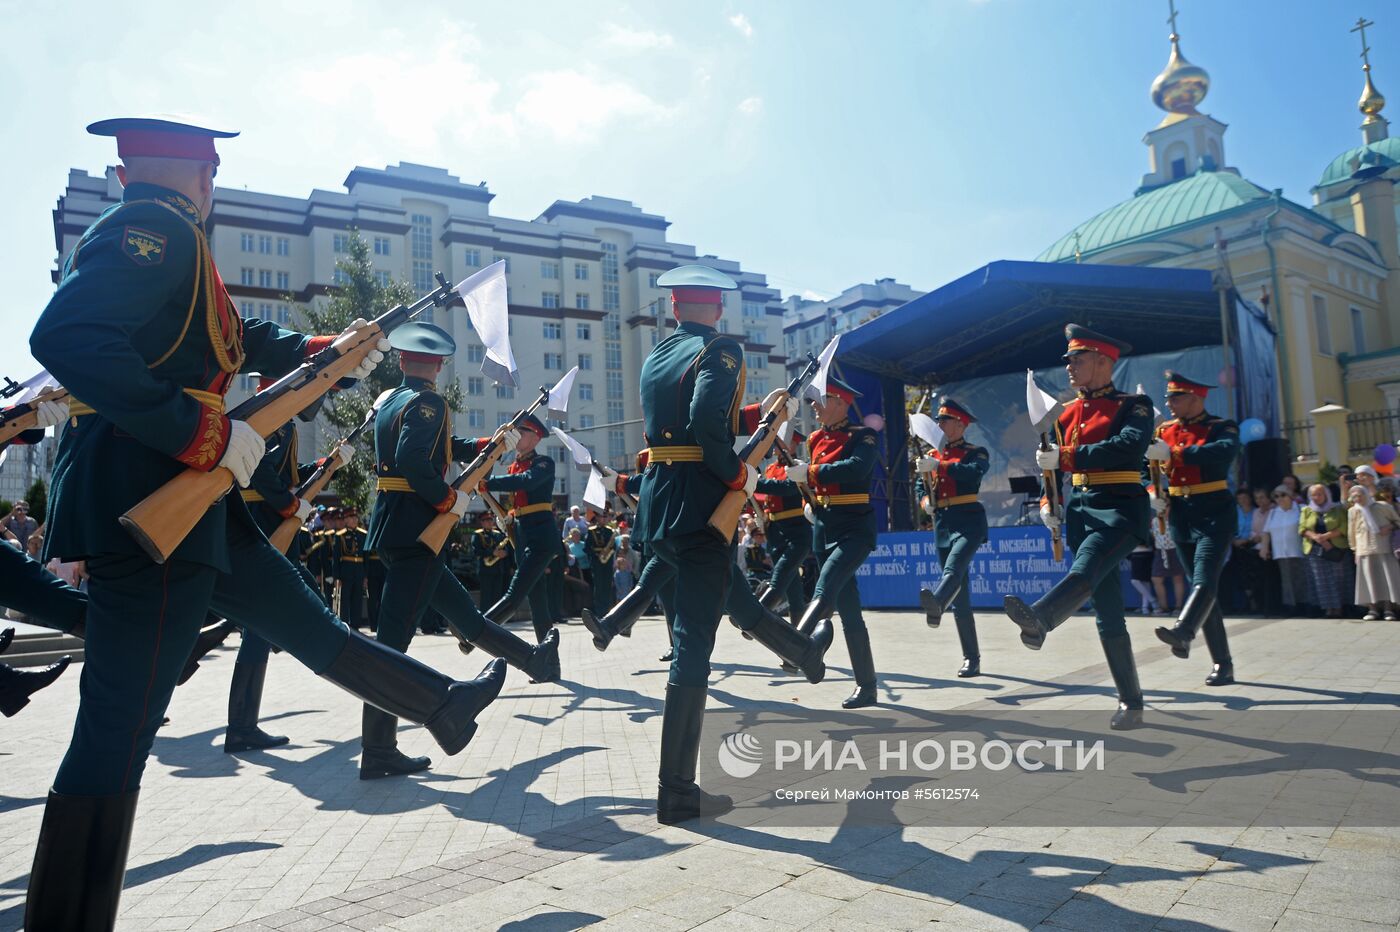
left=0, top=0, right=1389, bottom=379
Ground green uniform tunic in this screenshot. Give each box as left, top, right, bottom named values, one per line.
left=586, top=522, right=617, bottom=615
left=757, top=463, right=812, bottom=617
left=916, top=437, right=990, bottom=658
left=479, top=449, right=558, bottom=637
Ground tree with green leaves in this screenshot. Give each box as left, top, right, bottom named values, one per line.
left=24, top=478, right=47, bottom=526
left=295, top=232, right=463, bottom=510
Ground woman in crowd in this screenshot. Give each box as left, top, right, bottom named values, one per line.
left=1281, top=473, right=1306, bottom=504
left=1348, top=484, right=1400, bottom=620
left=1150, top=502, right=1186, bottom=614
left=1300, top=483, right=1350, bottom=618
left=1250, top=487, right=1281, bottom=615
left=1261, top=485, right=1307, bottom=614
left=1129, top=541, right=1157, bottom=614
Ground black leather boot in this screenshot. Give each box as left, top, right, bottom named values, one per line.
left=920, top=573, right=962, bottom=628
left=1204, top=662, right=1234, bottom=686
left=223, top=662, right=289, bottom=753
left=1154, top=585, right=1214, bottom=659
left=320, top=630, right=506, bottom=756
left=25, top=789, right=140, bottom=931
left=1101, top=634, right=1144, bottom=730
left=841, top=625, right=878, bottom=709
left=1004, top=573, right=1093, bottom=650
left=747, top=608, right=833, bottom=684
left=1201, top=605, right=1233, bottom=680
left=656, top=684, right=733, bottom=824
left=483, top=591, right=525, bottom=627
left=954, top=611, right=981, bottom=677
left=0, top=657, right=71, bottom=718
left=176, top=619, right=236, bottom=686
left=469, top=619, right=561, bottom=683
left=360, top=706, right=431, bottom=779
left=0, top=626, right=12, bottom=654
left=582, top=579, right=656, bottom=651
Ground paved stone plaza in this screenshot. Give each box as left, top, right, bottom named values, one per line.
left=3, top=608, right=1399, bottom=931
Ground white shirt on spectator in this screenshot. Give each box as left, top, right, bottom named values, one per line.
left=1263, top=502, right=1303, bottom=559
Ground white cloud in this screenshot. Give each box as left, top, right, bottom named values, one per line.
left=802, top=289, right=834, bottom=301
left=737, top=96, right=763, bottom=115
left=729, top=13, right=754, bottom=38
left=515, top=70, right=675, bottom=142
left=602, top=24, right=675, bottom=50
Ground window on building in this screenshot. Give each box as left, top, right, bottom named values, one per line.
left=607, top=401, right=624, bottom=422
left=374, top=270, right=390, bottom=286
left=1351, top=306, right=1367, bottom=354
left=578, top=383, right=594, bottom=401
left=277, top=304, right=291, bottom=325
left=609, top=428, right=626, bottom=462
left=576, top=293, right=590, bottom=310
left=746, top=327, right=767, bottom=344
left=240, top=268, right=254, bottom=285
left=466, top=344, right=485, bottom=363
left=373, top=236, right=391, bottom=256
left=576, top=323, right=591, bottom=340
left=542, top=261, right=560, bottom=279
left=467, top=408, right=485, bottom=429
left=258, top=269, right=272, bottom=288
left=602, top=284, right=619, bottom=311
left=413, top=261, right=433, bottom=295
left=1170, top=157, right=1187, bottom=180
left=604, top=315, right=621, bottom=340
left=543, top=322, right=562, bottom=339
left=259, top=302, right=273, bottom=321
left=276, top=237, right=290, bottom=256
left=605, top=344, right=622, bottom=369
left=258, top=235, right=272, bottom=254
left=606, top=371, right=624, bottom=399
left=542, top=292, right=561, bottom=309
left=545, top=352, right=564, bottom=370
left=743, top=301, right=764, bottom=318
left=746, top=353, right=765, bottom=371
left=410, top=214, right=432, bottom=258
left=648, top=273, right=660, bottom=288
left=495, top=255, right=511, bottom=273
left=240, top=233, right=254, bottom=252
left=1312, top=294, right=1333, bottom=356
left=240, top=301, right=254, bottom=316
left=577, top=353, right=593, bottom=370
left=332, top=233, right=349, bottom=253
left=496, top=384, right=515, bottom=400
left=497, top=410, right=515, bottom=427
left=464, top=248, right=481, bottom=267
left=574, top=263, right=589, bottom=280
left=467, top=376, right=484, bottom=396
left=276, top=271, right=290, bottom=290
left=717, top=319, right=729, bottom=333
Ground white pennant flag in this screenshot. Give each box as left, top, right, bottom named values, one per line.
left=1026, top=370, right=1058, bottom=426
left=807, top=335, right=841, bottom=401
left=547, top=365, right=580, bottom=417
left=10, top=369, right=60, bottom=406
left=583, top=468, right=609, bottom=511
left=550, top=426, right=595, bottom=470
left=454, top=261, right=517, bottom=388
left=909, top=412, right=943, bottom=450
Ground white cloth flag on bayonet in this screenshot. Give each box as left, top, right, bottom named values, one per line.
left=807, top=335, right=841, bottom=401
left=455, top=261, right=517, bottom=388
left=547, top=365, right=579, bottom=418
left=10, top=369, right=60, bottom=406
left=550, top=426, right=608, bottom=509
left=909, top=411, right=943, bottom=450
left=1026, top=369, right=1058, bottom=426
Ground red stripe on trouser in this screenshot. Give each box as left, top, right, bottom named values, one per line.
left=122, top=561, right=171, bottom=792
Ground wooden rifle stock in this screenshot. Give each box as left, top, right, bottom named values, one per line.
left=772, top=438, right=820, bottom=511
left=1039, top=432, right=1064, bottom=562
left=120, top=278, right=455, bottom=564
left=0, top=388, right=69, bottom=446
left=708, top=394, right=793, bottom=540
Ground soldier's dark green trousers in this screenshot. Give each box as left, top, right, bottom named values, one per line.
left=338, top=567, right=365, bottom=629
left=54, top=519, right=349, bottom=796
left=236, top=562, right=321, bottom=667
left=1172, top=530, right=1232, bottom=660
left=0, top=544, right=86, bottom=633
left=1065, top=526, right=1140, bottom=639
left=591, top=562, right=615, bottom=615
left=651, top=531, right=733, bottom=687
left=375, top=548, right=488, bottom=655
left=811, top=523, right=875, bottom=639
left=937, top=506, right=988, bottom=654
left=766, top=517, right=811, bottom=615
left=544, top=540, right=566, bottom=627
left=486, top=520, right=555, bottom=629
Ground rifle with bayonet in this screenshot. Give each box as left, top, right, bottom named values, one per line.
left=266, top=406, right=377, bottom=554
left=0, top=376, right=69, bottom=447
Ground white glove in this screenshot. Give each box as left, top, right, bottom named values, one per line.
left=293, top=499, right=314, bottom=522
left=1150, top=494, right=1168, bottom=515
left=599, top=465, right=619, bottom=482
left=499, top=427, right=522, bottom=450
left=335, top=319, right=391, bottom=380
left=762, top=388, right=799, bottom=421
left=916, top=455, right=939, bottom=474
left=803, top=502, right=816, bottom=524
left=1146, top=440, right=1170, bottom=462
left=786, top=461, right=810, bottom=484
left=741, top=463, right=760, bottom=496
left=1035, top=446, right=1060, bottom=471
left=218, top=420, right=266, bottom=487
left=34, top=398, right=69, bottom=429
left=1040, top=503, right=1060, bottom=531
left=333, top=442, right=355, bottom=468
left=449, top=491, right=471, bottom=518
left=924, top=500, right=937, bottom=517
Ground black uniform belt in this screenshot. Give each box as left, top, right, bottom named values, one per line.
left=1168, top=480, right=1229, bottom=496
left=1071, top=471, right=1142, bottom=487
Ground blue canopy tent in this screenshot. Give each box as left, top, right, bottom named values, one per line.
left=831, top=260, right=1276, bottom=532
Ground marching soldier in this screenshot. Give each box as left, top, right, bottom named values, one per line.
left=475, top=415, right=560, bottom=642
left=585, top=507, right=617, bottom=615
left=25, top=116, right=504, bottom=927
left=783, top=376, right=881, bottom=709
left=337, top=508, right=369, bottom=630
left=364, top=321, right=560, bottom=778
left=1002, top=324, right=1152, bottom=730
left=755, top=430, right=811, bottom=622
left=364, top=541, right=384, bottom=634
left=1149, top=372, right=1241, bottom=685
left=471, top=510, right=511, bottom=609
left=915, top=399, right=990, bottom=677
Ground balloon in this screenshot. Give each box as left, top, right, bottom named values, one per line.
left=862, top=413, right=886, bottom=432
left=1375, top=443, right=1397, bottom=466
left=1239, top=418, right=1267, bottom=443
left=1216, top=366, right=1235, bottom=388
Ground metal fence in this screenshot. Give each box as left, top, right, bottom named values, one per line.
left=1348, top=409, right=1399, bottom=459
left=1282, top=420, right=1316, bottom=458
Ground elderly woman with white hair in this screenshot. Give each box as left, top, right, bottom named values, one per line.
left=1348, top=483, right=1400, bottom=620
left=1299, top=483, right=1351, bottom=618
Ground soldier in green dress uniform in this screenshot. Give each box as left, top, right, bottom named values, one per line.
left=24, top=116, right=505, bottom=928
left=915, top=399, right=990, bottom=677
left=1002, top=325, right=1152, bottom=730
left=336, top=508, right=369, bottom=630
left=1149, top=372, right=1241, bottom=685
left=585, top=508, right=617, bottom=615
left=755, top=430, right=811, bottom=622
left=364, top=321, right=560, bottom=779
